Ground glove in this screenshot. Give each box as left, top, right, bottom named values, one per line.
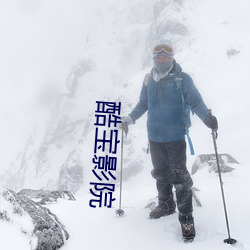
left=120, top=115, right=134, bottom=134
left=122, top=115, right=134, bottom=125
left=204, top=113, right=218, bottom=131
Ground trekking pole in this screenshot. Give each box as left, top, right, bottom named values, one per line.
left=115, top=124, right=127, bottom=216
left=209, top=110, right=237, bottom=244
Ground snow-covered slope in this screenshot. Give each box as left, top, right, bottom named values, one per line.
left=48, top=160, right=249, bottom=250
left=1, top=0, right=250, bottom=248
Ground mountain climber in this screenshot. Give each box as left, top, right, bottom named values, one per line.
left=121, top=39, right=218, bottom=242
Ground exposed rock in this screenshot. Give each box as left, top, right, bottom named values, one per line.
left=17, top=189, right=76, bottom=205
left=191, top=154, right=239, bottom=175
left=143, top=0, right=188, bottom=68
left=58, top=143, right=84, bottom=195
left=145, top=187, right=202, bottom=209
left=227, top=48, right=240, bottom=58
left=65, top=59, right=94, bottom=97
left=1, top=189, right=69, bottom=250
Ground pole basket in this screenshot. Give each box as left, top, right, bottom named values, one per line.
left=115, top=209, right=125, bottom=216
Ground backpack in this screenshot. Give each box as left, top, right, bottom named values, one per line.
left=143, top=71, right=195, bottom=155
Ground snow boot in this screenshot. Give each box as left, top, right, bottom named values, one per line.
left=179, top=213, right=195, bottom=242
left=181, top=222, right=195, bottom=242
left=149, top=204, right=176, bottom=219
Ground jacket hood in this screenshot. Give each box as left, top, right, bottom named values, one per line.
left=170, top=60, right=182, bottom=75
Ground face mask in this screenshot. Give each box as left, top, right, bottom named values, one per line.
left=154, top=60, right=173, bottom=74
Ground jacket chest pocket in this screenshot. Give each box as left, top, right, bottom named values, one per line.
left=163, top=83, right=182, bottom=105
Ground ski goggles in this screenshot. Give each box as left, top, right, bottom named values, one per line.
left=153, top=44, right=174, bottom=58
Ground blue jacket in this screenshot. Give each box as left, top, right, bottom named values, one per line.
left=129, top=62, right=209, bottom=142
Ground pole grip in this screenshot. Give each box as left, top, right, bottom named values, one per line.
left=208, top=109, right=218, bottom=138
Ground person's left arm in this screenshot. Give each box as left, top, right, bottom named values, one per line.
left=183, top=73, right=218, bottom=130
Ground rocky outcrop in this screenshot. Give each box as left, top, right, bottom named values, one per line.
left=17, top=189, right=76, bottom=205
left=0, top=189, right=69, bottom=250
left=191, top=154, right=240, bottom=175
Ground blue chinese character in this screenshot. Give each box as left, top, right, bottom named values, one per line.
left=92, top=155, right=117, bottom=171
left=107, top=114, right=121, bottom=128
left=96, top=101, right=121, bottom=115
left=94, top=128, right=120, bottom=154
left=94, top=114, right=107, bottom=126
left=89, top=182, right=116, bottom=208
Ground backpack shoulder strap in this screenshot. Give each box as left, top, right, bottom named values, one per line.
left=174, top=71, right=195, bottom=155
left=173, top=73, right=183, bottom=89
left=173, top=73, right=185, bottom=104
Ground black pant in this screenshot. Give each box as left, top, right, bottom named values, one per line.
left=149, top=140, right=193, bottom=223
